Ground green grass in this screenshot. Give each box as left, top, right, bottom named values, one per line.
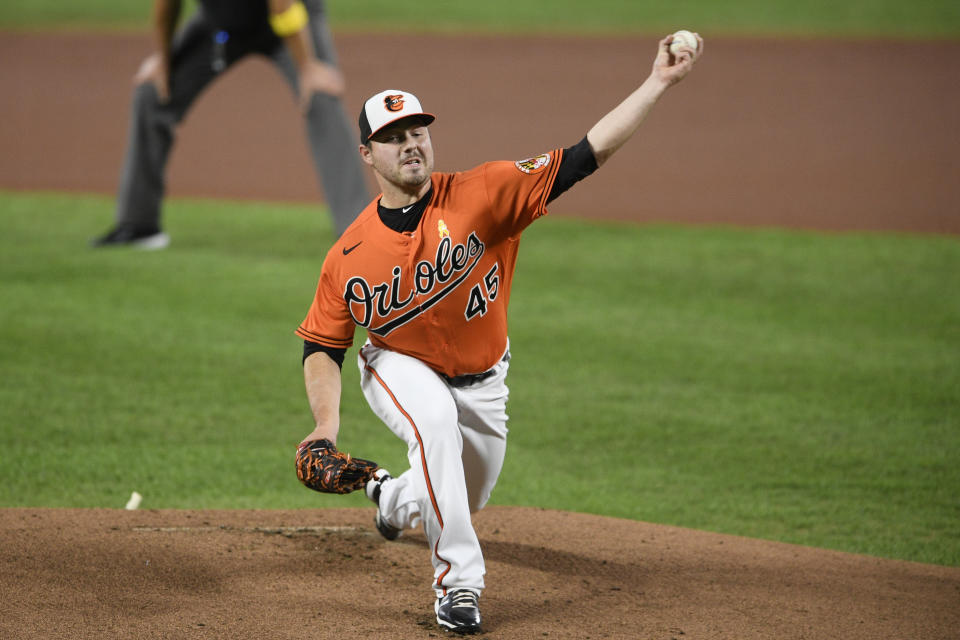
left=1, top=0, right=958, bottom=39
left=1, top=190, right=958, bottom=567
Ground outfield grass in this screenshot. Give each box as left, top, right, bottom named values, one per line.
left=1, top=0, right=958, bottom=38
left=1, top=191, right=957, bottom=566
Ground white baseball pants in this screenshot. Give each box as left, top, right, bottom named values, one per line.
left=358, top=341, right=510, bottom=597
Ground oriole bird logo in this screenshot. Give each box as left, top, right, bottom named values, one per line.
left=384, top=94, right=405, bottom=112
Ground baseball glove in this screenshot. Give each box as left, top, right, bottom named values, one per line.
left=295, top=438, right=378, bottom=494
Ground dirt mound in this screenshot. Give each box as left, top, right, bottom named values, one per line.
left=2, top=507, right=957, bottom=639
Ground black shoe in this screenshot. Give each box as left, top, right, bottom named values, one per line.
left=365, top=469, right=401, bottom=541
left=91, top=226, right=170, bottom=250
left=435, top=589, right=481, bottom=635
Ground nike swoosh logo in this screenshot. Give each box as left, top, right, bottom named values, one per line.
left=402, top=206, right=414, bottom=213
left=342, top=241, right=362, bottom=255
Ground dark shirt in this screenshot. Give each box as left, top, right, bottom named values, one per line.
left=199, top=0, right=272, bottom=34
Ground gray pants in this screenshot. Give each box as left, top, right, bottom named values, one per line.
left=113, top=1, right=369, bottom=237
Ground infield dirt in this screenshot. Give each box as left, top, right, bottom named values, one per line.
left=3, top=507, right=959, bottom=639
left=1, top=31, right=958, bottom=639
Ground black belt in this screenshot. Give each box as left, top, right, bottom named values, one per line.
left=441, top=351, right=510, bottom=388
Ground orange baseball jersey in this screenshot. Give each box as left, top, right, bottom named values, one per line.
left=296, top=149, right=564, bottom=378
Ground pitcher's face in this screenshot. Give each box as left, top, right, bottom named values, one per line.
left=361, top=121, right=435, bottom=194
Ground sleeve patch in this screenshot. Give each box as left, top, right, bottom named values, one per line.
left=514, top=153, right=551, bottom=175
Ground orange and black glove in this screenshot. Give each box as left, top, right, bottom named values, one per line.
left=295, top=439, right=379, bottom=494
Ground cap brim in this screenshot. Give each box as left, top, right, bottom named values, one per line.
left=367, top=113, right=436, bottom=142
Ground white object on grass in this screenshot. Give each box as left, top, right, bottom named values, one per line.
left=125, top=491, right=143, bottom=510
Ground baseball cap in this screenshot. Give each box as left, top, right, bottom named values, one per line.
left=358, top=89, right=435, bottom=144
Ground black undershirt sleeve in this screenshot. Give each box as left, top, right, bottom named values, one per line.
left=547, top=135, right=599, bottom=204
left=302, top=340, right=346, bottom=368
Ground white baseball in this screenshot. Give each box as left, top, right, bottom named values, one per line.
left=669, top=30, right=699, bottom=57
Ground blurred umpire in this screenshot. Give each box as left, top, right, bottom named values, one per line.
left=93, top=0, right=369, bottom=248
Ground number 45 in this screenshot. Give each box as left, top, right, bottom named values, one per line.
left=465, top=263, right=500, bottom=320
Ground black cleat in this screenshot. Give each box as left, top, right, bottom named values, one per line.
left=91, top=226, right=169, bottom=250
left=435, top=589, right=482, bottom=635
left=365, top=469, right=401, bottom=541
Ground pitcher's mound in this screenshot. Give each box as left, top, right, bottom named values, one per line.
left=2, top=506, right=957, bottom=638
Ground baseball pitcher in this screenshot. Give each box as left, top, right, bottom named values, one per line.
left=294, top=32, right=703, bottom=635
